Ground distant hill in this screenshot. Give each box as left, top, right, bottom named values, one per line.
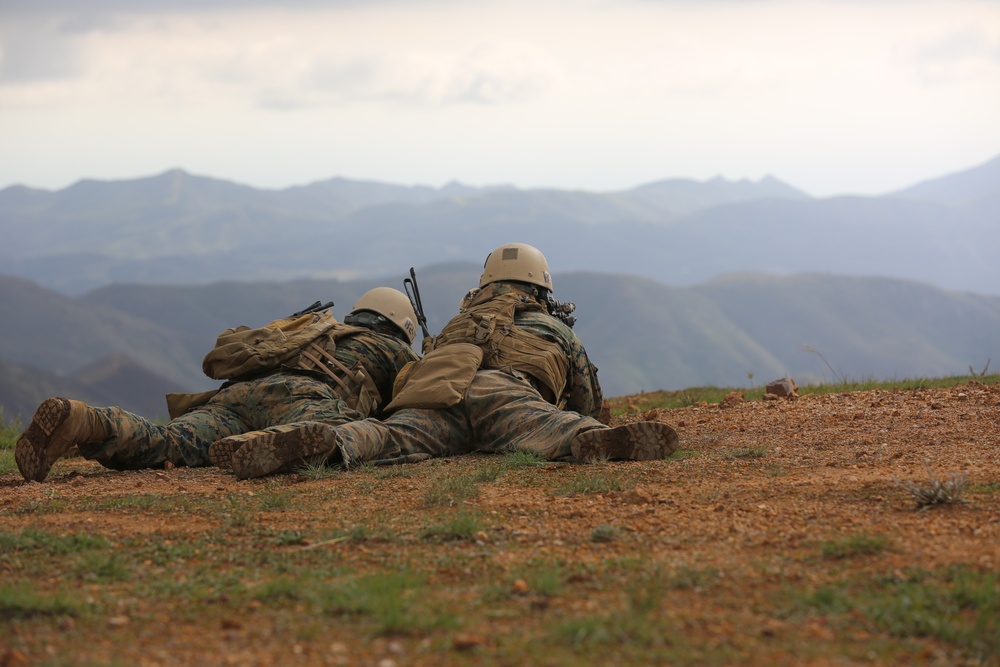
left=0, top=355, right=177, bottom=422
left=0, top=273, right=203, bottom=390
left=15, top=163, right=978, bottom=295
left=2, top=268, right=998, bottom=418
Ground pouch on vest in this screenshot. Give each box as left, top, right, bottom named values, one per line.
left=165, top=389, right=220, bottom=420
left=385, top=343, right=484, bottom=412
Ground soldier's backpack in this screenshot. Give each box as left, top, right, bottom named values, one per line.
left=202, top=310, right=341, bottom=381
left=428, top=290, right=569, bottom=403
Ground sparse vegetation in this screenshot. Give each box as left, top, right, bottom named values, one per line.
left=0, top=376, right=996, bottom=665
left=820, top=533, right=890, bottom=559
left=605, top=373, right=1000, bottom=415
left=895, top=462, right=969, bottom=510
left=555, top=469, right=623, bottom=496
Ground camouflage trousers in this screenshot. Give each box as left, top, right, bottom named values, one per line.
left=79, top=373, right=360, bottom=470
left=337, top=369, right=604, bottom=464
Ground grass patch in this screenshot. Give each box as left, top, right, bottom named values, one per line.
left=722, top=446, right=768, bottom=460
left=668, top=565, right=721, bottom=591
left=792, top=566, right=999, bottom=660
left=503, top=450, right=549, bottom=469
left=605, top=374, right=1000, bottom=415
left=423, top=471, right=480, bottom=507
left=555, top=469, right=623, bottom=496
left=421, top=510, right=484, bottom=541
left=0, top=584, right=81, bottom=620
left=590, top=524, right=621, bottom=543
left=297, top=460, right=341, bottom=480
left=552, top=564, right=670, bottom=650
left=319, top=570, right=452, bottom=635
left=820, top=533, right=889, bottom=560
left=0, top=529, right=109, bottom=555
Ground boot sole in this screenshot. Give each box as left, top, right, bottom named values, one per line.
left=229, top=423, right=335, bottom=480
left=208, top=437, right=244, bottom=471
left=571, top=421, right=680, bottom=462
left=15, top=398, right=72, bottom=482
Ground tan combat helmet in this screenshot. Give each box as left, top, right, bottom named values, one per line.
left=349, top=287, right=418, bottom=344
left=479, top=243, right=553, bottom=291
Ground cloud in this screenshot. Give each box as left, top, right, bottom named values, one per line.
left=213, top=38, right=559, bottom=109
left=902, top=29, right=1000, bottom=84
left=0, top=25, right=84, bottom=83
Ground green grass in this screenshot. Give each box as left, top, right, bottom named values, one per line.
left=420, top=509, right=485, bottom=541
left=722, top=446, right=768, bottom=460
left=606, top=373, right=1000, bottom=415
left=0, top=584, right=82, bottom=620
left=423, top=471, right=480, bottom=507
left=0, top=407, right=21, bottom=475
left=791, top=566, right=999, bottom=660
left=555, top=469, right=623, bottom=496
left=819, top=533, right=890, bottom=560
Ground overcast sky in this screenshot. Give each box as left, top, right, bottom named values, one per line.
left=1, top=0, right=998, bottom=197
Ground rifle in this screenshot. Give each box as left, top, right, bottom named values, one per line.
left=403, top=267, right=431, bottom=342
left=288, top=300, right=334, bottom=318
left=546, top=295, right=577, bottom=328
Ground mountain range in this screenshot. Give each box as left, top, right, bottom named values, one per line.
left=2, top=154, right=998, bottom=420
left=2, top=153, right=997, bottom=295
left=2, top=266, right=998, bottom=420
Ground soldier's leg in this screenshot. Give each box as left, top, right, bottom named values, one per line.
left=227, top=407, right=469, bottom=480
left=465, top=370, right=601, bottom=460
left=77, top=392, right=248, bottom=470
left=16, top=398, right=113, bottom=482
left=249, top=374, right=361, bottom=429
left=214, top=375, right=365, bottom=474
left=15, top=392, right=248, bottom=480
left=468, top=370, right=678, bottom=461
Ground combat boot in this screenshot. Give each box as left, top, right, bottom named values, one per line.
left=225, top=423, right=342, bottom=480
left=16, top=398, right=111, bottom=482
left=570, top=421, right=679, bottom=462
left=209, top=430, right=267, bottom=471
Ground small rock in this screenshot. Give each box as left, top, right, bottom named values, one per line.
left=453, top=633, right=486, bottom=651
left=107, top=615, right=130, bottom=627
left=0, top=649, right=28, bottom=667
left=765, top=378, right=799, bottom=398
left=512, top=578, right=530, bottom=594
left=719, top=392, right=744, bottom=409
left=622, top=487, right=654, bottom=505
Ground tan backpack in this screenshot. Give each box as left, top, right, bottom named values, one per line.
left=202, top=311, right=341, bottom=381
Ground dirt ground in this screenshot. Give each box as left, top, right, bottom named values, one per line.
left=1, top=381, right=998, bottom=666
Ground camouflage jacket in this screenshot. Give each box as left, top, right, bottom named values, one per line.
left=314, top=329, right=420, bottom=415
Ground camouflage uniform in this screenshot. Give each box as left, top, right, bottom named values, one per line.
left=334, top=283, right=606, bottom=463
left=76, top=330, right=418, bottom=470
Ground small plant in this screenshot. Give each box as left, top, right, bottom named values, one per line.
left=556, top=470, right=623, bottom=496
left=590, top=524, right=620, bottom=543
left=473, top=462, right=503, bottom=483
left=421, top=510, right=484, bottom=541
left=0, top=584, right=81, bottom=619
left=668, top=566, right=720, bottom=591
left=513, top=559, right=564, bottom=598
left=503, top=450, right=548, bottom=469
left=820, top=533, right=889, bottom=559
left=722, top=446, right=767, bottom=460
left=275, top=531, right=309, bottom=546
left=424, top=472, right=479, bottom=507
left=895, top=461, right=968, bottom=509
left=297, top=460, right=340, bottom=480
